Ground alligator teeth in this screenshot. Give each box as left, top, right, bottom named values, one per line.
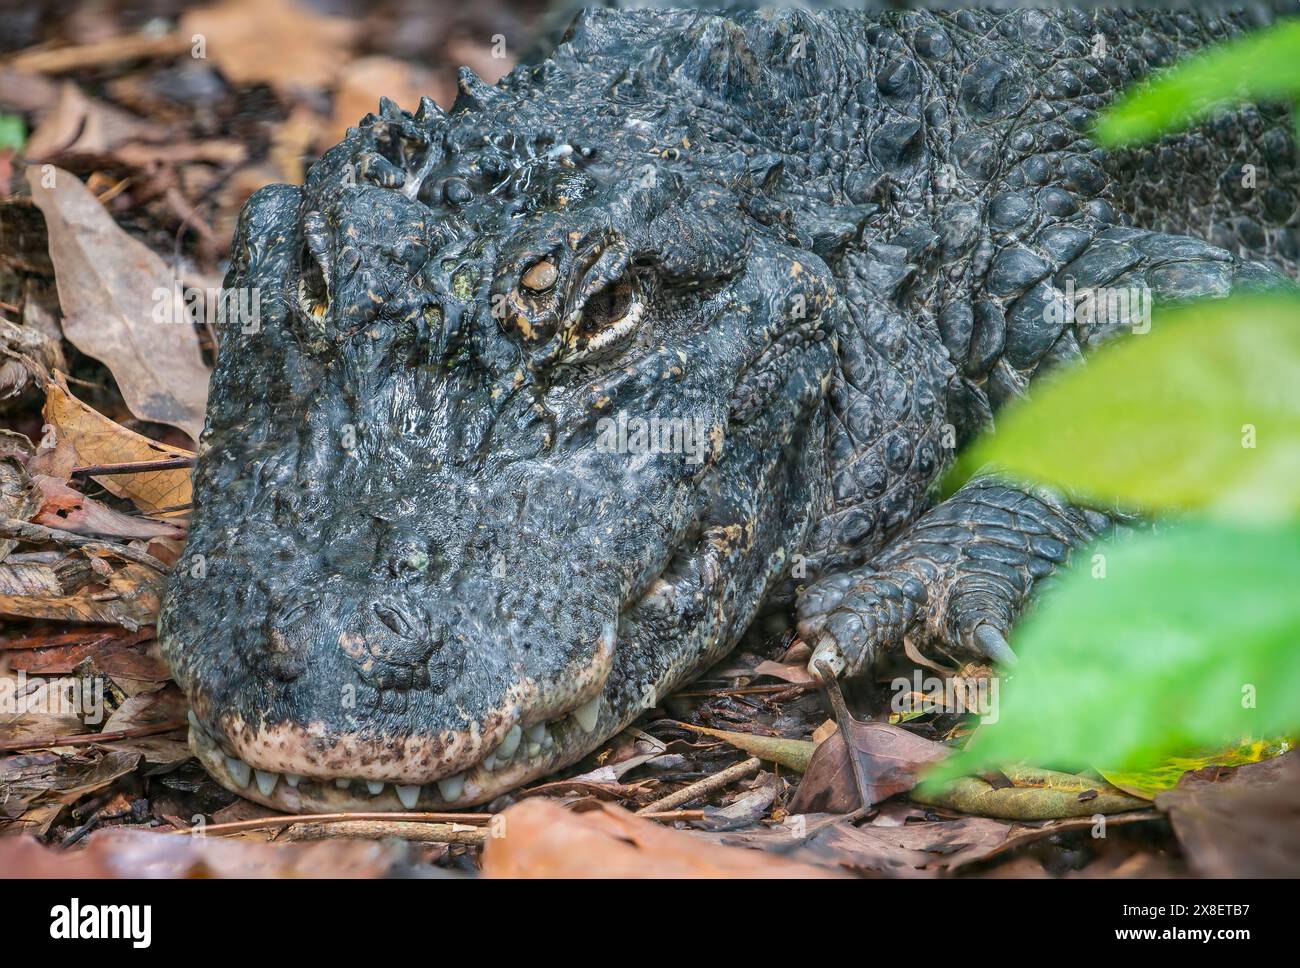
left=524, top=723, right=547, bottom=744
left=526, top=742, right=541, bottom=758
left=573, top=697, right=601, bottom=733
left=395, top=784, right=421, bottom=809
left=437, top=774, right=464, bottom=801
left=285, top=773, right=302, bottom=788
left=496, top=724, right=522, bottom=759
left=224, top=756, right=251, bottom=787
left=366, top=780, right=384, bottom=796
left=254, top=769, right=279, bottom=796
left=483, top=754, right=497, bottom=771
left=335, top=778, right=351, bottom=790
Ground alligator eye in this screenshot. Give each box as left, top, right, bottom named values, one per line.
left=577, top=275, right=635, bottom=336
left=521, top=258, right=558, bottom=292
left=297, top=243, right=330, bottom=321
left=564, top=274, right=642, bottom=362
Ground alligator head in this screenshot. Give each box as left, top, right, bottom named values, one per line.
left=159, top=57, right=838, bottom=810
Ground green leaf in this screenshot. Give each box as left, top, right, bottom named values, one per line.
left=0, top=115, right=25, bottom=153
left=946, top=291, right=1300, bottom=519
left=924, top=522, right=1300, bottom=787
left=1098, top=737, right=1293, bottom=800
left=1095, top=18, right=1300, bottom=147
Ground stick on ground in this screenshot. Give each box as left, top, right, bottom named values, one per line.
left=636, top=756, right=763, bottom=815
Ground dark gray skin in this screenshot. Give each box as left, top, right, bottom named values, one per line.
left=158, top=5, right=1297, bottom=812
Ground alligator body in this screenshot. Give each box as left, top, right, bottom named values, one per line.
left=159, top=5, right=1298, bottom=811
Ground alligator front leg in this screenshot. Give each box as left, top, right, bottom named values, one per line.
left=797, top=477, right=1117, bottom=679
left=803, top=208, right=1289, bottom=682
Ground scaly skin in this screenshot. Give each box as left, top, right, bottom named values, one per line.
left=159, top=6, right=1297, bottom=812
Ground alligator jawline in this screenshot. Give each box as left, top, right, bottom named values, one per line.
left=189, top=527, right=719, bottom=812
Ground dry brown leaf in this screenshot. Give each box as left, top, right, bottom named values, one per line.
left=9, top=628, right=169, bottom=681
left=97, top=686, right=191, bottom=766
left=752, top=658, right=815, bottom=685
left=0, top=313, right=61, bottom=402
left=0, top=546, right=164, bottom=630
left=0, top=827, right=406, bottom=877
left=1156, top=750, right=1300, bottom=877
left=29, top=374, right=193, bottom=514
left=32, top=474, right=184, bottom=540
left=703, top=815, right=1009, bottom=876
left=24, top=82, right=162, bottom=160
left=28, top=167, right=209, bottom=441
left=0, top=455, right=41, bottom=563
left=180, top=0, right=359, bottom=96
left=0, top=750, right=144, bottom=837
left=789, top=720, right=949, bottom=815
left=0, top=675, right=86, bottom=751
left=101, top=685, right=187, bottom=734
left=482, top=798, right=841, bottom=878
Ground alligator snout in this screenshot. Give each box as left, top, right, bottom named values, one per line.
left=161, top=453, right=633, bottom=812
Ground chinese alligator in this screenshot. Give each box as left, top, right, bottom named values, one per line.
left=159, top=5, right=1298, bottom=811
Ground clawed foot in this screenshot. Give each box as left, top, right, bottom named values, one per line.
left=797, top=479, right=1111, bottom=680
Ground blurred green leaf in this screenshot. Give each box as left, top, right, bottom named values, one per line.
left=0, top=115, right=25, bottom=152
left=1095, top=18, right=1300, bottom=147
left=924, top=521, right=1300, bottom=786
left=946, top=291, right=1300, bottom=519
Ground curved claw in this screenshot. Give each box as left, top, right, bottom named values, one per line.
left=808, top=636, right=847, bottom=682
left=973, top=624, right=1018, bottom=666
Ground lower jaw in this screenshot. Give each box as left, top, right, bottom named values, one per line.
left=189, top=715, right=596, bottom=813
left=186, top=550, right=723, bottom=813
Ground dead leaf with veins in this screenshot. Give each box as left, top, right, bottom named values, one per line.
left=29, top=374, right=194, bottom=515
left=32, top=474, right=185, bottom=540
left=27, top=166, right=209, bottom=441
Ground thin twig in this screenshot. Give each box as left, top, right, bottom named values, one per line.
left=282, top=820, right=487, bottom=846
left=674, top=683, right=815, bottom=699
left=816, top=658, right=874, bottom=814
left=0, top=720, right=186, bottom=753
left=0, top=627, right=144, bottom=652
left=637, top=809, right=706, bottom=822
left=71, top=457, right=195, bottom=477
left=5, top=32, right=190, bottom=73
left=172, top=811, right=494, bottom=836
left=635, top=756, right=763, bottom=815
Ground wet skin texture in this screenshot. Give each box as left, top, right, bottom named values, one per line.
left=159, top=6, right=1297, bottom=812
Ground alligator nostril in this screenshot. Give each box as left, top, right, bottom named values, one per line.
left=374, top=602, right=415, bottom=638
left=277, top=596, right=317, bottom=627
left=263, top=628, right=307, bottom=682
